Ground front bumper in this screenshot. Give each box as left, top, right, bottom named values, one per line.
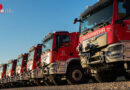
left=20, top=72, right=29, bottom=80
left=29, top=68, right=44, bottom=79
left=10, top=76, right=17, bottom=83
left=1, top=78, right=7, bottom=84
left=43, top=61, right=67, bottom=75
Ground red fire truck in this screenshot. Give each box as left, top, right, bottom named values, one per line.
left=15, top=53, right=28, bottom=86
left=26, top=44, right=42, bottom=85
left=5, top=59, right=17, bottom=87
left=40, top=31, right=85, bottom=85
left=74, top=0, right=130, bottom=82
left=0, top=64, right=7, bottom=88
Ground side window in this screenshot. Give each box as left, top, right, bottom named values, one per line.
left=56, top=35, right=70, bottom=48
left=13, top=61, right=17, bottom=71
left=62, top=35, right=70, bottom=43
left=23, top=56, right=28, bottom=65
left=36, top=48, right=42, bottom=59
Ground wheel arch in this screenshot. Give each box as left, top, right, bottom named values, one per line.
left=66, top=58, right=81, bottom=73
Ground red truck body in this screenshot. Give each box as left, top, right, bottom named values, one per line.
left=41, top=32, right=79, bottom=65
left=40, top=31, right=84, bottom=85
left=16, top=53, right=28, bottom=81
left=79, top=0, right=130, bottom=46
left=5, top=59, right=17, bottom=85
left=0, top=64, right=7, bottom=79
left=0, top=64, right=7, bottom=84
left=76, top=0, right=130, bottom=82
left=26, top=44, right=42, bottom=80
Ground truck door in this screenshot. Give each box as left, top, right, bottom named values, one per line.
left=56, top=34, right=71, bottom=61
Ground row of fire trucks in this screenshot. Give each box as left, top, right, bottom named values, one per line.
left=0, top=0, right=130, bottom=88
left=0, top=31, right=84, bottom=88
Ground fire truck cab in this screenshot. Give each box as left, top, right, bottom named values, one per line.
left=26, top=44, right=42, bottom=85
left=15, top=53, right=28, bottom=85
left=0, top=64, right=7, bottom=88
left=5, top=59, right=17, bottom=87
left=75, top=0, right=130, bottom=82
left=41, top=31, right=85, bottom=85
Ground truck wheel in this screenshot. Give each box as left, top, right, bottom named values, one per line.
left=35, top=79, right=42, bottom=86
left=95, top=70, right=117, bottom=82
left=43, top=78, right=54, bottom=86
left=66, top=65, right=85, bottom=85
left=52, top=76, right=67, bottom=85
left=124, top=72, right=130, bottom=80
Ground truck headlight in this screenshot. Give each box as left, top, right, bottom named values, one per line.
left=107, top=44, right=123, bottom=59
left=50, top=62, right=57, bottom=67
left=77, top=44, right=82, bottom=52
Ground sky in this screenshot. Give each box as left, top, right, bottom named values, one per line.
left=0, top=0, right=97, bottom=64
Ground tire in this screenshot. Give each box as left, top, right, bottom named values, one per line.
left=43, top=78, right=54, bottom=86
left=66, top=65, right=85, bottom=85
left=124, top=72, right=130, bottom=80
left=34, top=79, right=41, bottom=86
left=95, top=70, right=117, bottom=82
left=52, top=76, right=67, bottom=85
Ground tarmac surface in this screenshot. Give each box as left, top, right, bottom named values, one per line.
left=2, top=81, right=130, bottom=90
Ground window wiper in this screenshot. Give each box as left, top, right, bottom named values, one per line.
left=81, top=28, right=95, bottom=35
left=92, top=21, right=110, bottom=29
left=93, top=22, right=105, bottom=28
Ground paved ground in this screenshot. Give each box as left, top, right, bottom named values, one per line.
left=2, top=81, right=130, bottom=90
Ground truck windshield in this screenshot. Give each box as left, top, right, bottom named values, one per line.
left=28, top=50, right=34, bottom=61
left=42, top=37, right=53, bottom=53
left=81, top=4, right=113, bottom=33
left=0, top=67, right=3, bottom=73
left=118, top=1, right=126, bottom=19
left=17, top=58, right=22, bottom=66
left=7, top=63, right=12, bottom=70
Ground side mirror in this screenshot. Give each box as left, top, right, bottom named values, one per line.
left=42, top=44, right=46, bottom=48
left=73, top=18, right=81, bottom=24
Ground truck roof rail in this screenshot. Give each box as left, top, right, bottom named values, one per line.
left=29, top=46, right=35, bottom=52
left=17, top=54, right=23, bottom=59
left=55, top=31, right=69, bottom=33
left=8, top=59, right=14, bottom=64
left=80, top=0, right=113, bottom=18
